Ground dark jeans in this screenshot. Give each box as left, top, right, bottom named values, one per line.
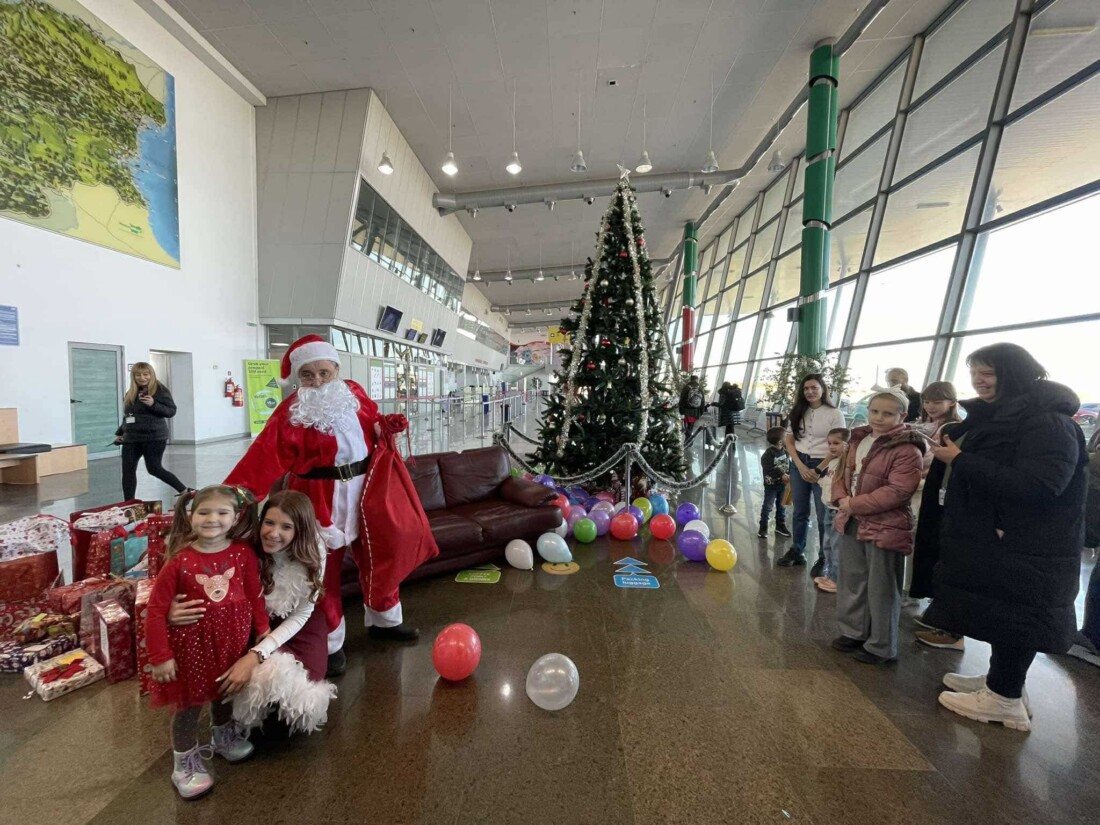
left=760, top=484, right=787, bottom=528
left=122, top=440, right=185, bottom=500
left=791, top=452, right=826, bottom=559
left=987, top=645, right=1037, bottom=699
left=1083, top=561, right=1100, bottom=647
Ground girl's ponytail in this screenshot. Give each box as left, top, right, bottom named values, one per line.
left=228, top=485, right=259, bottom=545
left=166, top=489, right=198, bottom=559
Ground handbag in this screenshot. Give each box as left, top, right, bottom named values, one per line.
left=783, top=484, right=793, bottom=506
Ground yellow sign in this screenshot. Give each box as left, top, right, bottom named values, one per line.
left=245, top=360, right=283, bottom=436
left=408, top=318, right=424, bottom=332
left=548, top=326, right=569, bottom=344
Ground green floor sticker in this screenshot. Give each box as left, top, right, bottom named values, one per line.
left=456, top=569, right=501, bottom=584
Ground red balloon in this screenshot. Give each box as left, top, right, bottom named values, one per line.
left=553, top=494, right=571, bottom=519
left=610, top=512, right=639, bottom=540
left=649, top=513, right=676, bottom=541
left=432, top=623, right=482, bottom=681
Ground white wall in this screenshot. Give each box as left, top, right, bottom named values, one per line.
left=0, top=0, right=260, bottom=445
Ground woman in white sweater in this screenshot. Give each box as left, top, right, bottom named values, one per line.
left=170, top=491, right=336, bottom=735
left=782, top=374, right=847, bottom=570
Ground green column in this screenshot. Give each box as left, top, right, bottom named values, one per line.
left=681, top=222, right=698, bottom=372
left=798, top=40, right=839, bottom=356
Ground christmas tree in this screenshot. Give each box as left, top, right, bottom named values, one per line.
left=533, top=170, right=686, bottom=488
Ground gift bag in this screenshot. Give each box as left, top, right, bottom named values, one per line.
left=93, top=598, right=134, bottom=683
left=134, top=579, right=155, bottom=695
left=24, top=649, right=104, bottom=701
left=0, top=515, right=65, bottom=602
left=70, top=500, right=161, bottom=581
left=144, top=514, right=174, bottom=578
left=79, top=580, right=135, bottom=656
left=783, top=484, right=793, bottom=506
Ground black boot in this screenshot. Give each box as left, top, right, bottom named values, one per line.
left=326, top=648, right=347, bottom=678
left=758, top=523, right=769, bottom=538
left=809, top=556, right=825, bottom=578
left=777, top=549, right=806, bottom=567
left=775, top=523, right=791, bottom=538
left=368, top=622, right=420, bottom=642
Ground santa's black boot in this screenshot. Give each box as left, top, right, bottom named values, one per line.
left=368, top=622, right=420, bottom=642
left=326, top=648, right=347, bottom=677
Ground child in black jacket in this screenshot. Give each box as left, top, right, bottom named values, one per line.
left=759, top=427, right=792, bottom=538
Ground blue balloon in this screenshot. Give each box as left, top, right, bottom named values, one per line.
left=678, top=529, right=708, bottom=562
left=536, top=532, right=573, bottom=563
left=649, top=494, right=669, bottom=516
left=627, top=505, right=645, bottom=525
left=675, top=502, right=701, bottom=526
left=567, top=486, right=590, bottom=500
left=583, top=496, right=602, bottom=512
left=534, top=474, right=553, bottom=485
left=554, top=486, right=569, bottom=497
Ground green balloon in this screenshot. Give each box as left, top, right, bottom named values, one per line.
left=632, top=497, right=653, bottom=523
left=510, top=467, right=521, bottom=477
left=573, top=518, right=597, bottom=543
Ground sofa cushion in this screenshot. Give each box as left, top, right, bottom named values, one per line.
left=406, top=452, right=452, bottom=512
left=426, top=510, right=483, bottom=554
left=439, top=447, right=510, bottom=507
left=451, top=500, right=563, bottom=545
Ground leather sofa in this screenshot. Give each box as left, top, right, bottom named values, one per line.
left=342, top=446, right=561, bottom=591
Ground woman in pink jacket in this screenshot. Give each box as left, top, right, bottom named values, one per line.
left=829, top=388, right=926, bottom=665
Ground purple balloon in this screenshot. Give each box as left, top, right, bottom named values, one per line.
left=583, top=496, right=602, bottom=512
left=567, top=509, right=585, bottom=528
left=675, top=502, right=701, bottom=526
left=590, top=501, right=615, bottom=515
left=568, top=486, right=589, bottom=500
left=627, top=505, right=645, bottom=524
left=595, top=492, right=615, bottom=503
left=589, top=508, right=612, bottom=536
left=554, top=486, right=569, bottom=497
left=678, top=529, right=708, bottom=562
left=534, top=474, right=552, bottom=485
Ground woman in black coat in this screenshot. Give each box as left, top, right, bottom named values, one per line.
left=114, top=362, right=188, bottom=500
left=927, top=343, right=1086, bottom=732
left=712, top=382, right=745, bottom=434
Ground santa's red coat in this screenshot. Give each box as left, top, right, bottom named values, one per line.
left=225, top=380, right=438, bottom=612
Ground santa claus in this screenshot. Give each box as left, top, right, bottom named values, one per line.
left=226, top=334, right=438, bottom=676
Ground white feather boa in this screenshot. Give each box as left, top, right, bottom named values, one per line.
left=232, top=652, right=337, bottom=734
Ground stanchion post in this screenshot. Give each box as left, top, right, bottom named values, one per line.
left=623, top=450, right=632, bottom=506
left=719, top=437, right=738, bottom=514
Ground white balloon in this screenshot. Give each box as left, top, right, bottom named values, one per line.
left=536, top=532, right=572, bottom=563
left=684, top=519, right=710, bottom=540
left=590, top=501, right=615, bottom=515
left=504, top=539, right=534, bottom=570
left=612, top=501, right=627, bottom=514
left=554, top=519, right=570, bottom=537
left=525, top=653, right=580, bottom=711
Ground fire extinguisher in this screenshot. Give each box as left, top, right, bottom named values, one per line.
left=224, top=371, right=235, bottom=398
left=232, top=385, right=244, bottom=407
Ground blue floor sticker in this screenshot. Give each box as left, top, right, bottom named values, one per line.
left=614, top=574, right=660, bottom=589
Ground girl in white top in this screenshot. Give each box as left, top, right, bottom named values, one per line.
left=781, top=374, right=848, bottom=568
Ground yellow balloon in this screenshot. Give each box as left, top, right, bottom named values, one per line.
left=632, top=496, right=653, bottom=523
left=705, top=539, right=737, bottom=572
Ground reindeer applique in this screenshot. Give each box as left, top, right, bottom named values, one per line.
left=195, top=567, right=235, bottom=603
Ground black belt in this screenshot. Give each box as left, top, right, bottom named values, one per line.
left=299, top=457, right=369, bottom=481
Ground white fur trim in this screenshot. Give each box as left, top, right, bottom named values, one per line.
left=366, top=603, right=402, bottom=628
left=265, top=555, right=315, bottom=618
left=327, top=619, right=346, bottom=654
left=290, top=340, right=340, bottom=376
left=232, top=652, right=337, bottom=735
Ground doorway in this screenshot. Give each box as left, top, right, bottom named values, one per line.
left=69, top=343, right=124, bottom=459
left=149, top=351, right=173, bottom=442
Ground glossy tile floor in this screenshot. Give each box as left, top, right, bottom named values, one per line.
left=2, top=412, right=1098, bottom=824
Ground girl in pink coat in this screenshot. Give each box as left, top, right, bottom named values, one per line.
left=829, top=388, right=926, bottom=665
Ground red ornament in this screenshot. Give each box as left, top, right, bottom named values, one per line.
left=637, top=237, right=645, bottom=246
left=618, top=251, right=629, bottom=257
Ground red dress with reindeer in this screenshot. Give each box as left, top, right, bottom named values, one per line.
left=145, top=543, right=269, bottom=709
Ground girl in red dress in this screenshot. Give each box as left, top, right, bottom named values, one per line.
left=145, top=485, right=269, bottom=800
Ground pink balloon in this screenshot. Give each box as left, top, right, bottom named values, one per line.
left=589, top=508, right=612, bottom=536
left=432, top=623, right=482, bottom=681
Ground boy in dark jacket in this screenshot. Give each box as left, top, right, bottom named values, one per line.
left=759, top=427, right=792, bottom=539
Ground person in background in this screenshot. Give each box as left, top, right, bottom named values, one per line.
left=679, top=374, right=707, bottom=439
left=928, top=343, right=1086, bottom=732
left=712, top=381, right=746, bottom=438
left=884, top=368, right=923, bottom=423
left=115, top=362, right=188, bottom=501
left=1066, top=448, right=1100, bottom=667
left=782, top=374, right=847, bottom=570
left=830, top=389, right=925, bottom=665
left=914, top=382, right=962, bottom=476
left=758, top=427, right=792, bottom=539
left=813, top=427, right=850, bottom=594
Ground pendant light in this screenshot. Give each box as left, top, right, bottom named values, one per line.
left=378, top=90, right=394, bottom=175
left=635, top=94, right=653, bottom=174
left=571, top=83, right=587, bottom=173
left=702, top=74, right=719, bottom=174
left=441, top=85, right=458, bottom=176
left=570, top=241, right=578, bottom=280
left=506, top=80, right=522, bottom=175
left=505, top=247, right=513, bottom=281
left=535, top=241, right=544, bottom=281
left=472, top=248, right=481, bottom=281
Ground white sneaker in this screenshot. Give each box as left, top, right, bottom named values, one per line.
left=211, top=721, right=254, bottom=763
left=941, top=673, right=1032, bottom=717
left=938, top=687, right=1031, bottom=732
left=172, top=745, right=215, bottom=799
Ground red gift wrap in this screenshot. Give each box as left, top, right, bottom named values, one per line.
left=47, top=577, right=111, bottom=616
left=134, top=579, right=154, bottom=695
left=93, top=598, right=134, bottom=683
left=69, top=500, right=161, bottom=581
left=144, top=514, right=174, bottom=578
left=79, top=580, right=135, bottom=656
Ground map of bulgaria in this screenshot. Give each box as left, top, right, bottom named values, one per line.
left=0, top=0, right=179, bottom=267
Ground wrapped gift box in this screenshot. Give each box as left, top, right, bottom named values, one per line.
left=47, top=577, right=111, bottom=616
left=144, top=514, right=174, bottom=578
left=134, top=579, right=154, bottom=695
left=0, top=515, right=65, bottom=603
left=0, top=634, right=78, bottom=673
left=0, top=595, right=50, bottom=641
left=79, top=580, right=135, bottom=656
left=11, top=612, right=76, bottom=644
left=69, top=500, right=161, bottom=581
left=93, top=598, right=134, bottom=683
left=24, top=649, right=105, bottom=701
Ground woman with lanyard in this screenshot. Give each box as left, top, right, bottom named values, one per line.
left=781, top=374, right=846, bottom=570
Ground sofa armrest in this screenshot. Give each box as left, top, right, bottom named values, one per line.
left=500, top=477, right=557, bottom=507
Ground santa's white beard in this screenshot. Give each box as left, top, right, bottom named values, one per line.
left=290, top=379, right=360, bottom=434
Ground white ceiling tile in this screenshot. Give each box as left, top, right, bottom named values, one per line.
left=490, top=0, right=548, bottom=35
left=597, top=26, right=649, bottom=69
left=646, top=22, right=702, bottom=56
left=602, top=0, right=658, bottom=23
left=247, top=0, right=316, bottom=25
left=269, top=16, right=343, bottom=60
left=653, top=0, right=713, bottom=26
left=498, top=36, right=551, bottom=78
left=170, top=0, right=257, bottom=30
left=318, top=9, right=391, bottom=54
left=546, top=0, right=603, bottom=36
left=307, top=0, right=375, bottom=14
left=207, top=24, right=291, bottom=64
left=446, top=35, right=505, bottom=83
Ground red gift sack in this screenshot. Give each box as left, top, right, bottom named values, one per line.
left=144, top=514, right=174, bottom=578
left=69, top=500, right=161, bottom=581
left=0, top=515, right=66, bottom=601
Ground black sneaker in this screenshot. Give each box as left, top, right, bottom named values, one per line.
left=326, top=648, right=347, bottom=678
left=777, top=550, right=806, bottom=567
left=830, top=636, right=865, bottom=652
left=851, top=648, right=896, bottom=665
left=368, top=622, right=420, bottom=642
left=775, top=525, right=791, bottom=538
left=809, top=556, right=825, bottom=578
left=757, top=526, right=769, bottom=538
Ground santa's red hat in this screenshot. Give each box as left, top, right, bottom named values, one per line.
left=281, top=334, right=340, bottom=380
